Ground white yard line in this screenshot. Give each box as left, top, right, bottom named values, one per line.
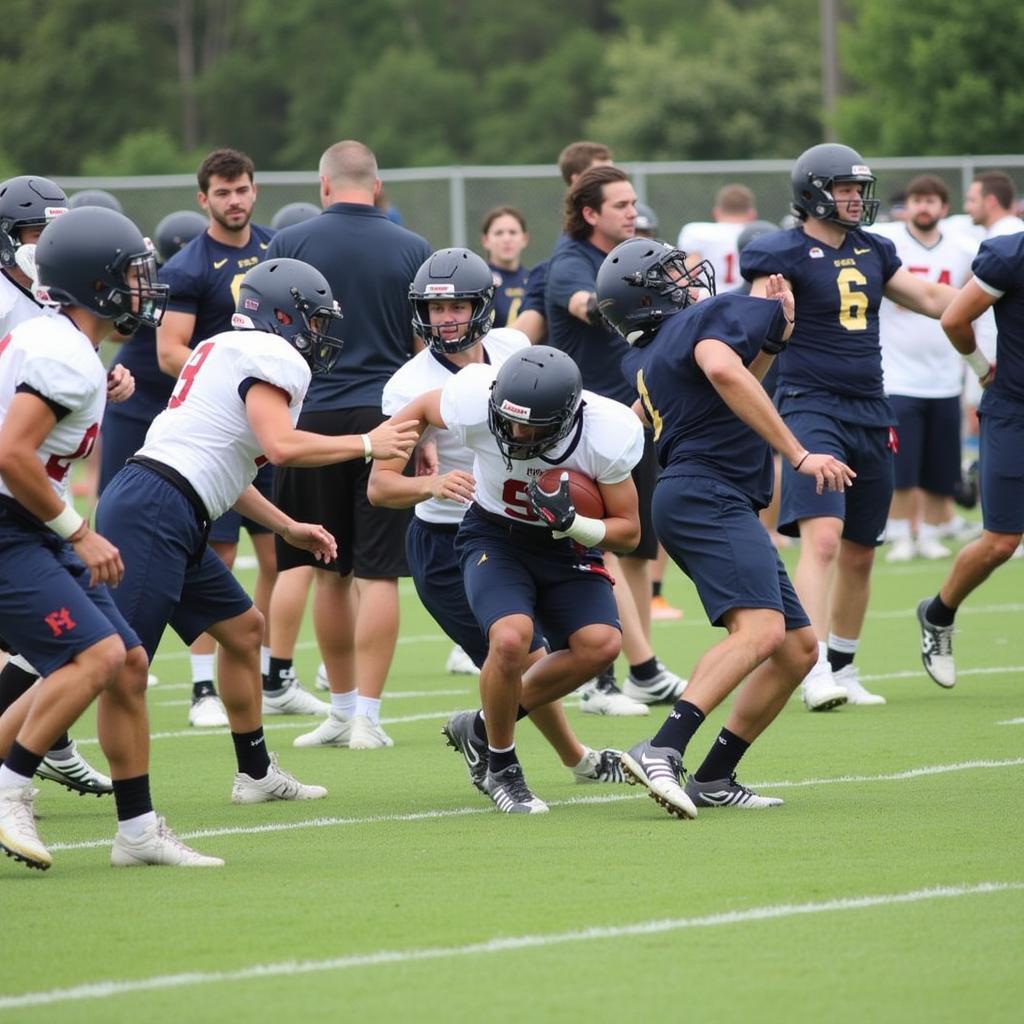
left=1, top=881, right=1020, bottom=1010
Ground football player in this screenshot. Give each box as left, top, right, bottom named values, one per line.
left=0, top=206, right=218, bottom=870
left=598, top=237, right=851, bottom=817
left=741, top=143, right=957, bottom=711
left=364, top=248, right=625, bottom=788
left=480, top=206, right=530, bottom=328
left=677, top=184, right=759, bottom=294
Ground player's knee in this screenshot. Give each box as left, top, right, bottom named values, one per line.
left=801, top=524, right=841, bottom=564
left=574, top=626, right=621, bottom=674
left=488, top=623, right=531, bottom=666
left=983, top=532, right=1021, bottom=564
left=81, top=635, right=127, bottom=695
left=113, top=646, right=150, bottom=701
left=791, top=629, right=819, bottom=678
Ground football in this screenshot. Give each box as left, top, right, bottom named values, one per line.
left=536, top=468, right=606, bottom=518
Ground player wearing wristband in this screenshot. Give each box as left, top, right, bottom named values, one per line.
left=597, top=237, right=852, bottom=818
left=917, top=231, right=1024, bottom=688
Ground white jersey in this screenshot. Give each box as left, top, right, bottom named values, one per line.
left=0, top=313, right=106, bottom=503
left=440, top=362, right=644, bottom=527
left=138, top=330, right=310, bottom=519
left=869, top=223, right=975, bottom=398
left=382, top=328, right=529, bottom=525
left=0, top=271, right=50, bottom=339
left=676, top=221, right=747, bottom=293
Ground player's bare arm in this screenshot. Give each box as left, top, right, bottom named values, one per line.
left=940, top=277, right=998, bottom=387
left=883, top=267, right=958, bottom=319
left=156, top=309, right=198, bottom=378
left=568, top=290, right=602, bottom=325
left=693, top=338, right=854, bottom=494
left=232, top=485, right=337, bottom=563
left=510, top=308, right=546, bottom=344
left=0, top=393, right=123, bottom=585
left=243, top=381, right=418, bottom=467
left=630, top=396, right=652, bottom=427
left=748, top=273, right=794, bottom=300
left=748, top=274, right=795, bottom=381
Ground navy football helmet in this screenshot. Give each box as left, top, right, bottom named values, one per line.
left=67, top=189, right=123, bottom=214
left=0, top=175, right=67, bottom=270
left=270, top=202, right=320, bottom=230
left=33, top=207, right=167, bottom=331
left=596, top=237, right=715, bottom=347
left=488, top=346, right=583, bottom=466
left=233, top=258, right=345, bottom=376
left=791, top=144, right=880, bottom=228
left=153, top=210, right=208, bottom=264
left=409, top=248, right=496, bottom=354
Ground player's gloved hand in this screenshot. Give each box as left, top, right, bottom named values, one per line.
left=528, top=471, right=577, bottom=532
left=584, top=294, right=606, bottom=329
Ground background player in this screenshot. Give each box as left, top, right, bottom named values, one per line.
left=677, top=184, right=759, bottom=294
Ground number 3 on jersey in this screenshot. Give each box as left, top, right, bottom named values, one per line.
left=169, top=340, right=215, bottom=409
left=836, top=267, right=868, bottom=331
left=634, top=368, right=663, bottom=440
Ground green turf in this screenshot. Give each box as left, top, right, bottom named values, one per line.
left=2, top=540, right=1022, bottom=1023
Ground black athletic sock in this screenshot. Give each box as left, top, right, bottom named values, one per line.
left=192, top=680, right=216, bottom=701
left=48, top=732, right=72, bottom=754
left=694, top=728, right=751, bottom=783
left=3, top=740, right=44, bottom=780
left=112, top=774, right=154, bottom=822
left=265, top=657, right=293, bottom=693
left=926, top=595, right=956, bottom=627
left=629, top=656, right=659, bottom=682
left=0, top=663, right=39, bottom=716
left=232, top=727, right=271, bottom=778
left=827, top=648, right=854, bottom=673
left=651, top=699, right=705, bottom=756
left=488, top=745, right=518, bottom=774
left=471, top=711, right=487, bottom=743
left=652, top=580, right=663, bottom=599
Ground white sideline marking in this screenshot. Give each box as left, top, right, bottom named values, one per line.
left=858, top=664, right=1024, bottom=683
left=151, top=687, right=472, bottom=705
left=997, top=718, right=1024, bottom=726
left=45, top=758, right=1024, bottom=853
left=151, top=633, right=448, bottom=665
left=1, top=881, right=1020, bottom=1010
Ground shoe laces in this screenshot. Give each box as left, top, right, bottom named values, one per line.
left=595, top=675, right=623, bottom=695
left=594, top=749, right=624, bottom=782
left=923, top=620, right=954, bottom=657
left=497, top=765, right=535, bottom=803
left=2, top=786, right=38, bottom=831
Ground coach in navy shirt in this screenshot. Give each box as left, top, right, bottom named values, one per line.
left=263, top=140, right=431, bottom=750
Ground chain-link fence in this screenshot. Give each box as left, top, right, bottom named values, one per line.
left=57, top=155, right=1024, bottom=267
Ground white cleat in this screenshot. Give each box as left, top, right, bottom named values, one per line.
left=834, top=664, right=886, bottom=705
left=801, top=669, right=848, bottom=712
left=188, top=694, right=229, bottom=728
left=884, top=537, right=916, bottom=563
left=349, top=715, right=394, bottom=749
left=293, top=711, right=352, bottom=748
left=445, top=645, right=479, bottom=676
left=620, top=741, right=697, bottom=820
left=111, top=817, right=224, bottom=867
left=314, top=663, right=330, bottom=691
left=621, top=662, right=687, bottom=704
left=917, top=599, right=956, bottom=688
left=37, top=742, right=113, bottom=796
left=685, top=774, right=783, bottom=809
left=262, top=677, right=330, bottom=716
left=915, top=535, right=952, bottom=560
left=579, top=674, right=649, bottom=716
left=232, top=753, right=327, bottom=804
left=0, top=784, right=51, bottom=870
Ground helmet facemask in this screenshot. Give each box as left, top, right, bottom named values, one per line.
left=289, top=288, right=345, bottom=375
left=487, top=382, right=582, bottom=467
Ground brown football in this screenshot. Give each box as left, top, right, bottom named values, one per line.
left=536, top=468, right=606, bottom=518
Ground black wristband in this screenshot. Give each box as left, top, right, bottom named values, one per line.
left=761, top=336, right=787, bottom=355
left=794, top=451, right=810, bottom=470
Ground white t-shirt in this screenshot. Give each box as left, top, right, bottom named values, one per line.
left=138, top=330, right=311, bottom=519
left=869, top=223, right=975, bottom=397
left=676, top=221, right=747, bottom=293
left=0, top=313, right=106, bottom=503
left=439, top=362, right=644, bottom=527
left=381, top=328, right=529, bottom=525
left=0, top=271, right=49, bottom=340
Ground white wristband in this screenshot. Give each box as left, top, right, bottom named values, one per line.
left=361, top=433, right=373, bottom=463
left=45, top=504, right=85, bottom=540
left=963, top=349, right=992, bottom=379
left=553, top=513, right=607, bottom=548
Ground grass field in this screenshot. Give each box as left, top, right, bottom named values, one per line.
left=2, top=539, right=1022, bottom=1023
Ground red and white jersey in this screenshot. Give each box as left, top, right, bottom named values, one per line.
left=0, top=313, right=105, bottom=503
left=138, top=330, right=310, bottom=519
left=0, top=271, right=49, bottom=339
left=439, top=362, right=644, bottom=527
left=382, top=328, right=529, bottom=526
left=676, top=221, right=747, bottom=293
left=870, top=222, right=975, bottom=397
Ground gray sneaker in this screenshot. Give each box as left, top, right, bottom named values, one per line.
left=441, top=711, right=488, bottom=793
left=685, top=774, right=783, bottom=809
left=620, top=740, right=697, bottom=819
left=482, top=763, right=548, bottom=814
left=572, top=747, right=625, bottom=784
left=917, top=599, right=956, bottom=688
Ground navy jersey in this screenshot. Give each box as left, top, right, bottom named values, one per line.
left=972, top=233, right=1024, bottom=414
left=741, top=226, right=901, bottom=424
left=622, top=293, right=788, bottom=508
left=489, top=263, right=529, bottom=328
left=266, top=203, right=431, bottom=411
left=546, top=236, right=634, bottom=405
left=520, top=259, right=548, bottom=316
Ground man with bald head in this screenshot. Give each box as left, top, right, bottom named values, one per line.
left=265, top=140, right=431, bottom=750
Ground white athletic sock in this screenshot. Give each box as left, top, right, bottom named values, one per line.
left=886, top=518, right=911, bottom=541
left=260, top=646, right=271, bottom=676
left=918, top=521, right=942, bottom=540
left=0, top=764, right=33, bottom=790
left=330, top=689, right=357, bottom=718
left=117, top=810, right=158, bottom=840
left=355, top=695, right=381, bottom=725
left=190, top=653, right=215, bottom=684
left=827, top=633, right=859, bottom=656
left=571, top=747, right=594, bottom=772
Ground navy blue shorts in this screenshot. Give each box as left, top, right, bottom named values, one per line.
left=888, top=395, right=960, bottom=495
left=455, top=506, right=619, bottom=653
left=209, top=462, right=275, bottom=544
left=779, top=411, right=894, bottom=547
left=0, top=501, right=140, bottom=677
left=653, top=475, right=809, bottom=630
left=99, top=410, right=150, bottom=496
left=406, top=516, right=545, bottom=668
left=95, top=465, right=254, bottom=660
left=978, top=411, right=1024, bottom=534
